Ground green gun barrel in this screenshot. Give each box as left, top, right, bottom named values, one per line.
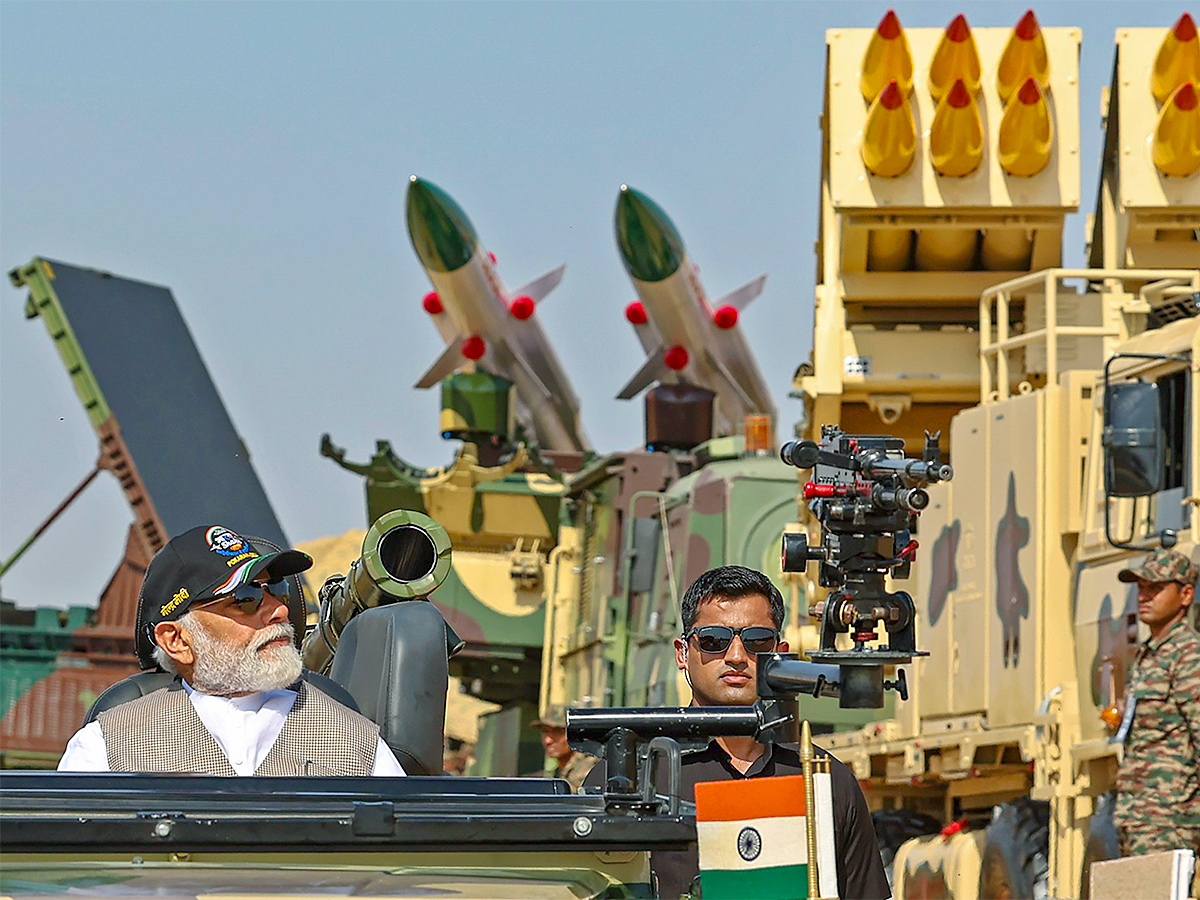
left=302, top=509, right=457, bottom=674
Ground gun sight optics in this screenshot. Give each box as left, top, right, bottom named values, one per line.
left=779, top=426, right=952, bottom=672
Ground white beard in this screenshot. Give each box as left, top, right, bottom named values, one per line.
left=184, top=615, right=303, bottom=696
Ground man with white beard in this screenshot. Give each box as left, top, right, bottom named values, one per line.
left=58, top=525, right=406, bottom=776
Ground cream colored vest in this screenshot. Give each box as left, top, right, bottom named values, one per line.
left=96, top=681, right=378, bottom=776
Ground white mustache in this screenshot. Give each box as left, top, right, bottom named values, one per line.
left=252, top=622, right=295, bottom=652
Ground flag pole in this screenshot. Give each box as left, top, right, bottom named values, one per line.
left=801, top=720, right=819, bottom=899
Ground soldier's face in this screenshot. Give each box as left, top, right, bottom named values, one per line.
left=539, top=726, right=571, bottom=765
left=1135, top=578, right=1194, bottom=634
left=675, top=593, right=788, bottom=707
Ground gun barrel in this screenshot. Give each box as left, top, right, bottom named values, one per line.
left=566, top=706, right=761, bottom=745
left=301, top=509, right=453, bottom=674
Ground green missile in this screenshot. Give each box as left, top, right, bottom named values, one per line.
left=615, top=184, right=685, bottom=283
left=406, top=175, right=479, bottom=273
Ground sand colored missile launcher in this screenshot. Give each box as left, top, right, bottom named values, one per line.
left=804, top=9, right=1081, bottom=454
left=796, top=9, right=1200, bottom=898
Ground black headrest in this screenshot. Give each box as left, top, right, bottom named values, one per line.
left=135, top=534, right=307, bottom=670
left=83, top=669, right=360, bottom=725
left=328, top=602, right=450, bottom=776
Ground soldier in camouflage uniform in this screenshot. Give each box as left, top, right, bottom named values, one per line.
left=531, top=704, right=597, bottom=792
left=1113, top=548, right=1200, bottom=860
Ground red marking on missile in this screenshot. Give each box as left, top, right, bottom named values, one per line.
left=1175, top=12, right=1196, bottom=42
left=487, top=251, right=497, bottom=265
left=804, top=482, right=835, bottom=499
left=1174, top=81, right=1198, bottom=111
left=664, top=345, right=689, bottom=371
left=461, top=336, right=486, bottom=360
left=946, top=13, right=970, bottom=42
left=1017, top=76, right=1042, bottom=104
left=946, top=78, right=972, bottom=108
left=625, top=301, right=648, bottom=325
left=422, top=291, right=443, bottom=315
left=713, top=305, right=739, bottom=329
left=1014, top=9, right=1039, bottom=41
left=879, top=79, right=904, bottom=110
left=510, top=295, right=535, bottom=320
left=877, top=8, right=901, bottom=39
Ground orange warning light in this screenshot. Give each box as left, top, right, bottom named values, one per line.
left=861, top=79, right=917, bottom=177
left=999, top=77, right=1054, bottom=176
left=997, top=10, right=1050, bottom=105
left=1152, top=81, right=1200, bottom=177
left=929, top=14, right=981, bottom=104
left=929, top=77, right=984, bottom=177
left=860, top=9, right=913, bottom=104
left=1152, top=13, right=1200, bottom=105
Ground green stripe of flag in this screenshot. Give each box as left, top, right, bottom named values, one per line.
left=700, top=862, right=809, bottom=900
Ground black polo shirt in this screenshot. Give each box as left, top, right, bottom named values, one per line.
left=586, top=740, right=890, bottom=899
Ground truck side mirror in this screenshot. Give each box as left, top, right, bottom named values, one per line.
left=1102, top=381, right=1163, bottom=498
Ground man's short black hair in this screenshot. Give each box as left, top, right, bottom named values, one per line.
left=680, top=565, right=785, bottom=633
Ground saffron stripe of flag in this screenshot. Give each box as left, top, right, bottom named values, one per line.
left=696, top=775, right=810, bottom=900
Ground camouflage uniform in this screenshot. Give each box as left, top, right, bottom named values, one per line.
left=532, top=704, right=598, bottom=793
left=1113, top=550, right=1200, bottom=858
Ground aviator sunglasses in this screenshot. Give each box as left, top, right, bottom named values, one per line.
left=195, top=578, right=290, bottom=615
left=684, top=625, right=780, bottom=655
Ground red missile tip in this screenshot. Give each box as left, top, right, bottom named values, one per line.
left=624, top=301, right=648, bottom=325
left=1173, top=81, right=1198, bottom=111
left=713, top=305, right=739, bottom=329
left=422, top=291, right=443, bottom=315
left=877, top=8, right=902, bottom=39
left=664, top=345, right=689, bottom=371
left=945, top=13, right=970, bottom=42
left=1174, top=12, right=1197, bottom=42
left=510, top=295, right=535, bottom=320
left=1014, top=9, right=1039, bottom=40
left=946, top=78, right=972, bottom=108
left=461, top=336, right=486, bottom=360
left=1017, top=76, right=1042, bottom=105
left=879, top=79, right=904, bottom=109
left=487, top=251, right=497, bottom=265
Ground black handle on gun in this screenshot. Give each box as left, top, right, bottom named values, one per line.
left=566, top=656, right=843, bottom=810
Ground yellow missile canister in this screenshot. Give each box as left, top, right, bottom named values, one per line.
left=860, top=8, right=913, bottom=104
left=862, top=79, right=917, bottom=177
left=1152, top=81, right=1200, bottom=177
left=997, top=9, right=1050, bottom=105
left=929, top=14, right=981, bottom=104
left=999, top=77, right=1054, bottom=176
left=930, top=77, right=984, bottom=177
left=1151, top=12, right=1199, bottom=106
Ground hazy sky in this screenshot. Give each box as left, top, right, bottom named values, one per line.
left=0, top=1, right=1184, bottom=608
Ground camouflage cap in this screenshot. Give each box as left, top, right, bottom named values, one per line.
left=531, top=704, right=567, bottom=729
left=1117, top=548, right=1199, bottom=586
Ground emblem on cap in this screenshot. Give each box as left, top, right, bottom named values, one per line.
left=205, top=525, right=259, bottom=568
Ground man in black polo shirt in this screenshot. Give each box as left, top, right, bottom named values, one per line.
left=587, top=565, right=890, bottom=899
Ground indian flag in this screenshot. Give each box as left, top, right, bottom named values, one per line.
left=695, top=773, right=837, bottom=899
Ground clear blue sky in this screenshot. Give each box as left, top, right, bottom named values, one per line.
left=0, top=1, right=1184, bottom=608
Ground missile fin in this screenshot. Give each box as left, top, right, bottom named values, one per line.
left=702, top=346, right=756, bottom=411
left=511, top=263, right=566, bottom=305
left=713, top=274, right=767, bottom=312
left=617, top=347, right=668, bottom=400
left=414, top=337, right=465, bottom=389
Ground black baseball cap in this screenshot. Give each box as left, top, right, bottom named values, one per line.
left=138, top=525, right=313, bottom=632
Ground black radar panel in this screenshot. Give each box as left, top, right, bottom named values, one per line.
left=38, top=259, right=288, bottom=547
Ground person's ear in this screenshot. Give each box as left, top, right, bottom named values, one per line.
left=153, top=621, right=195, bottom=667
left=776, top=639, right=790, bottom=653
left=674, top=636, right=688, bottom=671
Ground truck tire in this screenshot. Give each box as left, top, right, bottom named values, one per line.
left=978, top=798, right=1050, bottom=900
left=871, top=808, right=942, bottom=891
left=1080, top=791, right=1120, bottom=899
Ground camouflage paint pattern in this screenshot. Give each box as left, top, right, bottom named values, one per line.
left=995, top=473, right=1032, bottom=668
left=439, top=371, right=516, bottom=442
